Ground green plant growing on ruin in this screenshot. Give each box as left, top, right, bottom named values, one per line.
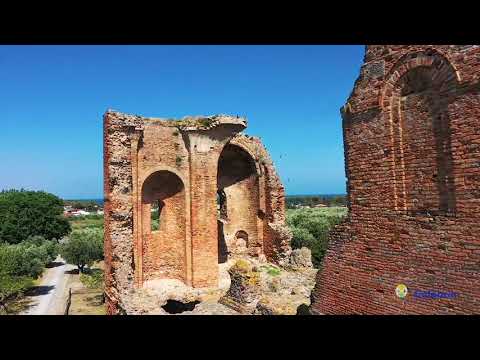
left=175, top=156, right=182, bottom=167
left=260, top=265, right=281, bottom=276
left=266, top=267, right=281, bottom=276
left=197, top=118, right=214, bottom=128
left=80, top=268, right=104, bottom=289
left=232, top=259, right=252, bottom=273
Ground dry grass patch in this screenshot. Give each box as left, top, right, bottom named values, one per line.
left=69, top=288, right=106, bottom=315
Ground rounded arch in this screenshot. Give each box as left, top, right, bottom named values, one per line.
left=381, top=49, right=460, bottom=109
left=234, top=230, right=249, bottom=248
left=217, top=143, right=259, bottom=190
left=140, top=165, right=187, bottom=188
left=216, top=142, right=261, bottom=261
left=140, top=169, right=187, bottom=283
left=382, top=48, right=458, bottom=214
left=222, top=140, right=262, bottom=176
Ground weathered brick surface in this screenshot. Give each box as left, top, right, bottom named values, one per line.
left=311, top=45, right=480, bottom=314
left=104, top=112, right=291, bottom=314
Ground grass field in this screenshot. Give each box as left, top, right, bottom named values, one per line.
left=67, top=261, right=106, bottom=315
left=286, top=206, right=348, bottom=219
left=68, top=214, right=104, bottom=231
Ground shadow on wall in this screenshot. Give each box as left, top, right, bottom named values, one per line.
left=395, top=65, right=457, bottom=215
left=218, top=220, right=228, bottom=264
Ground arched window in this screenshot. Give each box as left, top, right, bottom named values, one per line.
left=141, top=170, right=186, bottom=282
left=217, top=144, right=259, bottom=259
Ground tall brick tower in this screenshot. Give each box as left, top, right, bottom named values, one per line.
left=311, top=45, right=480, bottom=314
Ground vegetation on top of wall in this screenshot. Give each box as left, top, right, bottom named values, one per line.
left=196, top=118, right=215, bottom=128
left=169, top=117, right=216, bottom=129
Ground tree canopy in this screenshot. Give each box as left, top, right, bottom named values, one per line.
left=60, top=228, right=103, bottom=273
left=0, top=189, right=71, bottom=244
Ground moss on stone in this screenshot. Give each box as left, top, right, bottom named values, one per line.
left=231, top=259, right=252, bottom=273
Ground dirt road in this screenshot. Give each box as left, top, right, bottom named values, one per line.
left=21, top=256, right=75, bottom=315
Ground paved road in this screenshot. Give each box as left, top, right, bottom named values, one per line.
left=21, top=257, right=75, bottom=315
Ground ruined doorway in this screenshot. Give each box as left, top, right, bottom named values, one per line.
left=217, top=144, right=260, bottom=259
left=141, top=170, right=186, bottom=283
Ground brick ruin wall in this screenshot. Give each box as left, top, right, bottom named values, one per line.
left=311, top=45, right=480, bottom=314
left=103, top=112, right=291, bottom=314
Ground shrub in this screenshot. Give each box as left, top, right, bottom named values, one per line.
left=0, top=243, right=45, bottom=279
left=0, top=235, right=60, bottom=310
left=0, top=274, right=34, bottom=311
left=0, top=239, right=58, bottom=309
left=80, top=269, right=104, bottom=289
left=60, top=229, right=103, bottom=273
left=0, top=189, right=71, bottom=244
left=24, top=236, right=59, bottom=264
left=290, top=227, right=316, bottom=249
left=286, top=208, right=346, bottom=268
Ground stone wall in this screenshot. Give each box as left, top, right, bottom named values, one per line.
left=104, top=111, right=291, bottom=314
left=311, top=45, right=480, bottom=314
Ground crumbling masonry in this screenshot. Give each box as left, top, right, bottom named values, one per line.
left=311, top=45, right=480, bottom=314
left=103, top=111, right=291, bottom=314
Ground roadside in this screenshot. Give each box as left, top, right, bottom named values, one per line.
left=67, top=261, right=106, bottom=315
left=20, top=256, right=75, bottom=315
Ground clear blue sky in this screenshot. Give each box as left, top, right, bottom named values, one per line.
left=0, top=45, right=365, bottom=199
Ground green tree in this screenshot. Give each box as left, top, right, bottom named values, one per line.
left=0, top=274, right=33, bottom=313
left=290, top=227, right=316, bottom=249
left=0, top=243, right=44, bottom=279
left=0, top=189, right=71, bottom=244
left=24, top=236, right=59, bottom=263
left=0, top=237, right=61, bottom=311
left=287, top=208, right=346, bottom=268
left=60, top=229, right=103, bottom=273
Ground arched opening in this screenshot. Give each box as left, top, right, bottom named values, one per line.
left=390, top=64, right=456, bottom=214
left=217, top=144, right=260, bottom=260
left=234, top=230, right=249, bottom=252
left=141, top=170, right=186, bottom=282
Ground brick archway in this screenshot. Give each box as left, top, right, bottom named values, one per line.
left=381, top=49, right=460, bottom=109
left=381, top=50, right=460, bottom=213
left=217, top=143, right=261, bottom=259
left=140, top=170, right=187, bottom=284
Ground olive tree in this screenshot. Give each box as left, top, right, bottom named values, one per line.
left=60, top=229, right=103, bottom=273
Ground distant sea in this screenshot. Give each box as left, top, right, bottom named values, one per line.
left=285, top=194, right=346, bottom=198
